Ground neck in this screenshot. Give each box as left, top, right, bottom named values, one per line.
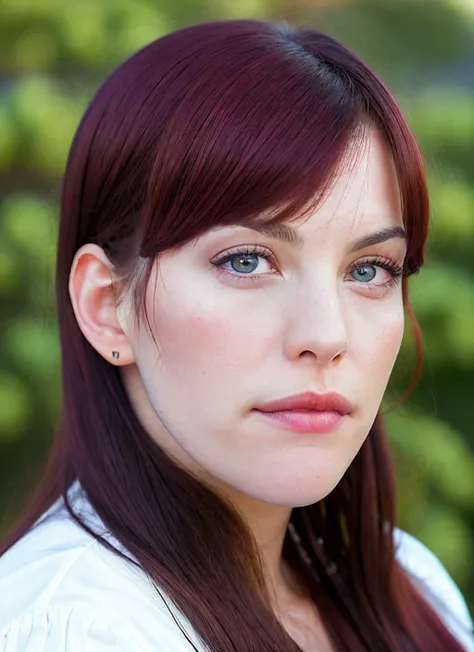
left=219, top=488, right=306, bottom=608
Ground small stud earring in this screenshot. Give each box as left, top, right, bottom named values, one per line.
left=112, top=351, right=120, bottom=359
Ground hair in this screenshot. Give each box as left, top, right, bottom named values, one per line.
left=0, top=18, right=467, bottom=652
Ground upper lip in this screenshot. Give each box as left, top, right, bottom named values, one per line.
left=254, top=391, right=352, bottom=415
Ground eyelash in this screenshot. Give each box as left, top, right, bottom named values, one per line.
left=210, top=245, right=404, bottom=289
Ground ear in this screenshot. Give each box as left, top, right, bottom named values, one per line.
left=68, top=243, right=135, bottom=366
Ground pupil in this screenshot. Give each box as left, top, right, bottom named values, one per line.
left=231, top=254, right=259, bottom=274
left=354, top=266, right=376, bottom=282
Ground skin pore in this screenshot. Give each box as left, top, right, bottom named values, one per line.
left=69, top=126, right=407, bottom=650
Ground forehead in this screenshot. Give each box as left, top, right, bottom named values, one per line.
left=297, top=127, right=403, bottom=238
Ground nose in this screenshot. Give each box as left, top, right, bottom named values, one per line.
left=282, top=284, right=349, bottom=366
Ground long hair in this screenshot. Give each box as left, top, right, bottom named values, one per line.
left=1, top=19, right=467, bottom=651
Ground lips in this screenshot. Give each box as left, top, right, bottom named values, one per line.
left=254, top=391, right=352, bottom=415
left=252, top=391, right=352, bottom=434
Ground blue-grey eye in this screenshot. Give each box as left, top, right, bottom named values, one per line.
left=230, top=254, right=259, bottom=274
left=352, top=265, right=376, bottom=282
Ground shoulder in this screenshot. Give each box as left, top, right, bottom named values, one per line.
left=395, top=527, right=474, bottom=651
left=0, top=485, right=199, bottom=651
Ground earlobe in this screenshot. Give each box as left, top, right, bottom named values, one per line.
left=68, top=243, right=135, bottom=366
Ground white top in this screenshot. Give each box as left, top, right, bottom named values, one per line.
left=0, top=481, right=473, bottom=651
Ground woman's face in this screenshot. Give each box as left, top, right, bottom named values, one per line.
left=120, top=128, right=406, bottom=507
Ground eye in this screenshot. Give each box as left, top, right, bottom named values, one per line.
left=348, top=257, right=404, bottom=289
left=209, top=248, right=404, bottom=291
left=210, top=246, right=277, bottom=279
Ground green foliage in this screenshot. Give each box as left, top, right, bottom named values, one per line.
left=0, top=372, right=32, bottom=440
left=386, top=405, right=474, bottom=576
left=0, top=0, right=473, bottom=614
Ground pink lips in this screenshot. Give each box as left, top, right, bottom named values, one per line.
left=253, top=391, right=352, bottom=434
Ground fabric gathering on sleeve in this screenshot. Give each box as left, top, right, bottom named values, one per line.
left=0, top=604, right=144, bottom=652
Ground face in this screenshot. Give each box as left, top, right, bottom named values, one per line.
left=119, top=127, right=406, bottom=507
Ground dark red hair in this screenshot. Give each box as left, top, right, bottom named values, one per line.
left=1, top=19, right=467, bottom=651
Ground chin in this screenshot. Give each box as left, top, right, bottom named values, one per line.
left=278, top=489, right=338, bottom=508
left=244, top=478, right=343, bottom=509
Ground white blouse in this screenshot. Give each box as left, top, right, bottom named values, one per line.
left=0, top=481, right=473, bottom=651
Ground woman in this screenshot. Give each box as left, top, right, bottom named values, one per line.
left=0, top=18, right=472, bottom=652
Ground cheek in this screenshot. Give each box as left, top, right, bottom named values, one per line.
left=358, top=306, right=404, bottom=373
left=147, top=288, right=264, bottom=378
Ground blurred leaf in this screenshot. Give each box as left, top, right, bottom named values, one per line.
left=10, top=26, right=58, bottom=72
left=0, top=104, right=18, bottom=168
left=408, top=263, right=474, bottom=368
left=3, top=318, right=60, bottom=376
left=387, top=406, right=474, bottom=510
left=431, top=178, right=474, bottom=246
left=2, top=194, right=57, bottom=259
left=0, top=245, right=19, bottom=295
left=416, top=504, right=472, bottom=579
left=11, top=76, right=86, bottom=176
left=0, top=373, right=31, bottom=441
left=409, top=89, right=474, bottom=151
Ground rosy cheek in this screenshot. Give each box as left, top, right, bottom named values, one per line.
left=190, top=315, right=233, bottom=351
left=153, top=303, right=241, bottom=367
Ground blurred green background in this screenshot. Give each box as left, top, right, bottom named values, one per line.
left=0, top=0, right=473, bottom=612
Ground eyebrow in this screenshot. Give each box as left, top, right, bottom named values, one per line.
left=242, top=222, right=407, bottom=252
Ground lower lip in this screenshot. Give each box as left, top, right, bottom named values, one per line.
left=254, top=409, right=345, bottom=434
